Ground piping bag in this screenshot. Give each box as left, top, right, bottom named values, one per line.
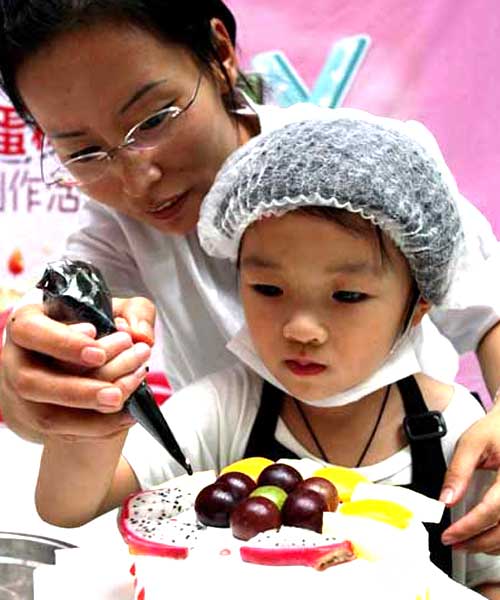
left=36, top=259, right=193, bottom=475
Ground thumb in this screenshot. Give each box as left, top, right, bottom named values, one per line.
left=440, top=432, right=484, bottom=506
left=113, top=297, right=155, bottom=346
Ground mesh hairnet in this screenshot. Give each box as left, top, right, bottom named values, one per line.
left=198, top=118, right=464, bottom=304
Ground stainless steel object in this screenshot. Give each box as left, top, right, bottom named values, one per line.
left=0, top=532, right=75, bottom=600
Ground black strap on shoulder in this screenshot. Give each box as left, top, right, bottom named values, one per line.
left=397, top=375, right=452, bottom=576
left=243, top=381, right=299, bottom=460
left=245, top=376, right=453, bottom=576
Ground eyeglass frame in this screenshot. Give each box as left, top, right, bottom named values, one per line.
left=40, top=71, right=203, bottom=187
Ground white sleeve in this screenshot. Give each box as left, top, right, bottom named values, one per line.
left=403, top=120, right=500, bottom=353
left=64, top=200, right=150, bottom=298
left=121, top=364, right=262, bottom=489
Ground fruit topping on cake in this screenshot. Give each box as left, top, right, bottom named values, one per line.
left=230, top=496, right=282, bottom=541
left=311, top=465, right=370, bottom=502
left=119, top=458, right=445, bottom=571
left=219, top=457, right=274, bottom=481
left=194, top=483, right=240, bottom=528
left=194, top=460, right=338, bottom=539
left=339, top=499, right=413, bottom=529
left=257, top=463, right=303, bottom=492
left=239, top=527, right=355, bottom=570
left=119, top=470, right=216, bottom=558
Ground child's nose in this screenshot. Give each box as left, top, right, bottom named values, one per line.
left=282, top=313, right=328, bottom=346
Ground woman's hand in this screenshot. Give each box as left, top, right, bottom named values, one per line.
left=0, top=297, right=156, bottom=442
left=440, top=403, right=500, bottom=553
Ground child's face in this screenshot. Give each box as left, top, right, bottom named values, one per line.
left=239, top=211, right=420, bottom=402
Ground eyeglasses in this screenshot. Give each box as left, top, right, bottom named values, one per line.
left=41, top=72, right=203, bottom=187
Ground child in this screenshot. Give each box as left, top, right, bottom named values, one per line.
left=35, top=118, right=499, bottom=596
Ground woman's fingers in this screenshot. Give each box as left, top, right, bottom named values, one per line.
left=2, top=340, right=146, bottom=412
left=21, top=398, right=136, bottom=438
left=0, top=297, right=154, bottom=442
left=440, top=409, right=500, bottom=552
left=439, top=425, right=486, bottom=508
left=8, top=305, right=106, bottom=367
left=453, top=524, right=500, bottom=555
left=113, top=297, right=156, bottom=345
left=0, top=367, right=135, bottom=439
left=68, top=322, right=97, bottom=338
left=443, top=475, right=500, bottom=552
left=4, top=351, right=116, bottom=410
left=93, top=342, right=151, bottom=382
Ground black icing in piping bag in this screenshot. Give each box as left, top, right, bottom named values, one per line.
left=36, top=258, right=193, bottom=475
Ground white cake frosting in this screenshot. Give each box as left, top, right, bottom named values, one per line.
left=120, top=459, right=482, bottom=600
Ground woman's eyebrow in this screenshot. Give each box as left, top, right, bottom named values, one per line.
left=48, top=79, right=170, bottom=139
left=49, top=129, right=87, bottom=140
left=119, top=78, right=169, bottom=115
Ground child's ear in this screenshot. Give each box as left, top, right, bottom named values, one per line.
left=411, top=297, right=431, bottom=327
left=210, top=18, right=239, bottom=92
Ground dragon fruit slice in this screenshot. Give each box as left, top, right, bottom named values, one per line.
left=119, top=470, right=215, bottom=558
left=240, top=526, right=356, bottom=570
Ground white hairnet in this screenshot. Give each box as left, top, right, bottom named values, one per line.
left=198, top=118, right=463, bottom=304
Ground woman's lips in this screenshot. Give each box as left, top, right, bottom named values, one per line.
left=284, top=360, right=327, bottom=376
left=147, top=191, right=188, bottom=221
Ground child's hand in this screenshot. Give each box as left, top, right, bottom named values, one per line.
left=440, top=404, right=500, bottom=553
left=112, top=296, right=156, bottom=345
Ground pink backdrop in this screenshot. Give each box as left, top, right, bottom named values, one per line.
left=0, top=1, right=498, bottom=401
left=227, top=0, right=500, bottom=403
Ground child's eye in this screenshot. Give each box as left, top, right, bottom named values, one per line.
left=333, top=291, right=367, bottom=303
left=251, top=284, right=283, bottom=297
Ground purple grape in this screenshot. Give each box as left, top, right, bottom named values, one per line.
left=194, top=483, right=238, bottom=527
left=230, top=496, right=281, bottom=541
left=216, top=471, right=256, bottom=502
left=257, top=463, right=303, bottom=493
left=281, top=488, right=327, bottom=533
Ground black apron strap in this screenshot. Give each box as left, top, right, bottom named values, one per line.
left=397, top=375, right=452, bottom=576
left=244, top=381, right=299, bottom=460
left=245, top=376, right=453, bottom=576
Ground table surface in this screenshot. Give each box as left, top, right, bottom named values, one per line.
left=0, top=424, right=134, bottom=599
left=0, top=425, right=115, bottom=544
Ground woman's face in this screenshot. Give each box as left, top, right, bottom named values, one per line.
left=239, top=212, right=427, bottom=402
left=16, top=20, right=249, bottom=235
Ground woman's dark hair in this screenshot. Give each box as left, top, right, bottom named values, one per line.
left=0, top=0, right=257, bottom=125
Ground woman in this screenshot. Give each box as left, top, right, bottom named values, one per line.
left=0, top=0, right=499, bottom=553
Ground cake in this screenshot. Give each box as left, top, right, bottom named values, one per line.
left=118, top=458, right=471, bottom=600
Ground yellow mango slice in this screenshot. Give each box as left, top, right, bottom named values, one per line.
left=339, top=499, right=413, bottom=529
left=312, top=465, right=370, bottom=502
left=219, top=457, right=274, bottom=482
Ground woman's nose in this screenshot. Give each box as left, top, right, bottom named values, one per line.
left=283, top=313, right=328, bottom=346
left=116, top=149, right=162, bottom=197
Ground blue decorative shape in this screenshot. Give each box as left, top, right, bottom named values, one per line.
left=310, top=35, right=371, bottom=108
left=251, top=50, right=309, bottom=106
left=250, top=34, right=371, bottom=109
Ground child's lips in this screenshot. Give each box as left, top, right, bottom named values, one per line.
left=284, top=359, right=327, bottom=376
